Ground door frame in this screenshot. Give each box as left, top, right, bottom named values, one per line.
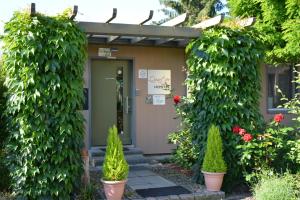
left=88, top=56, right=136, bottom=148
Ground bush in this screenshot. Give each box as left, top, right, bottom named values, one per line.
left=202, top=125, right=227, bottom=172
left=1, top=10, right=86, bottom=198
left=168, top=129, right=199, bottom=169
left=0, top=65, right=10, bottom=191
left=102, top=126, right=129, bottom=181
left=183, top=27, right=264, bottom=186
left=234, top=114, right=300, bottom=182
left=253, top=171, right=299, bottom=200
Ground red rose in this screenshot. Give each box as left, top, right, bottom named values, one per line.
left=239, top=128, right=246, bottom=136
left=274, top=113, right=284, bottom=123
left=173, top=95, right=181, bottom=104
left=243, top=133, right=253, bottom=142
left=232, top=125, right=241, bottom=134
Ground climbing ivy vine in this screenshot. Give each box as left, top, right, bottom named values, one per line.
left=1, top=10, right=87, bottom=199
left=181, top=27, right=265, bottom=188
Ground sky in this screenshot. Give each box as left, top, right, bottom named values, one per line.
left=0, top=0, right=167, bottom=34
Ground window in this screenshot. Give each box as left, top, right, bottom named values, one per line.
left=267, top=65, right=293, bottom=111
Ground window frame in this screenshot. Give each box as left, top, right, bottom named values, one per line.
left=266, top=64, right=295, bottom=114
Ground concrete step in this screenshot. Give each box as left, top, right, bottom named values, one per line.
left=92, top=154, right=148, bottom=167
left=89, top=147, right=143, bottom=157
left=89, top=147, right=148, bottom=167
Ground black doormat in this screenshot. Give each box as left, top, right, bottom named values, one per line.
left=135, top=186, right=191, bottom=198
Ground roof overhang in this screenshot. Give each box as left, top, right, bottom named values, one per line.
left=78, top=22, right=201, bottom=47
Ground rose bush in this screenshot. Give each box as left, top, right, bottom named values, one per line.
left=234, top=114, right=300, bottom=182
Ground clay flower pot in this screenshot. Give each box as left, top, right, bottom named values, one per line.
left=202, top=171, right=225, bottom=191
left=101, top=179, right=127, bottom=200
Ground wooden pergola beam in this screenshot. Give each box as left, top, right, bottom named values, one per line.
left=106, top=8, right=117, bottom=23
left=79, top=22, right=200, bottom=39
left=69, top=5, right=78, bottom=20
left=192, top=14, right=225, bottom=29
left=30, top=3, right=36, bottom=16
left=160, top=13, right=188, bottom=27
left=237, top=17, right=256, bottom=27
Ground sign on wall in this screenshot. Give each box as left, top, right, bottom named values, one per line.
left=148, top=70, right=171, bottom=94
left=153, top=95, right=166, bottom=105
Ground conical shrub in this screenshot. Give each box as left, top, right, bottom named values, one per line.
left=202, top=124, right=227, bottom=172
left=102, top=125, right=129, bottom=181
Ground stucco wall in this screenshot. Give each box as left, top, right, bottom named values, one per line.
left=83, top=45, right=294, bottom=154
left=84, top=44, right=186, bottom=154
left=259, top=64, right=294, bottom=125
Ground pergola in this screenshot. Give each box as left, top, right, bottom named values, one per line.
left=30, top=3, right=255, bottom=48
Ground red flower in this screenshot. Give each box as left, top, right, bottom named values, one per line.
left=239, top=128, right=246, bottom=136
left=243, top=133, right=253, bottom=142
left=232, top=125, right=241, bottom=134
left=173, top=95, right=181, bottom=104
left=274, top=113, right=284, bottom=123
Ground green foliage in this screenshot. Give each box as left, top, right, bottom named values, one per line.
left=156, top=0, right=225, bottom=25
left=184, top=27, right=264, bottom=187
left=0, top=64, right=10, bottom=191
left=77, top=184, right=96, bottom=200
left=1, top=10, right=87, bottom=199
left=102, top=126, right=129, bottom=181
left=202, top=125, right=227, bottom=173
left=168, top=129, right=199, bottom=169
left=228, top=0, right=300, bottom=64
left=236, top=118, right=300, bottom=182
left=253, top=171, right=299, bottom=200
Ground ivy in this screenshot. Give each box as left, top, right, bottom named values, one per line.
left=183, top=27, right=265, bottom=189
left=1, top=10, right=87, bottom=199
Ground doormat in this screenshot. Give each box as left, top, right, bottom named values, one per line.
left=135, top=186, right=191, bottom=198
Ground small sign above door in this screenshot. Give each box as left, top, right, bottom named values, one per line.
left=98, top=48, right=112, bottom=57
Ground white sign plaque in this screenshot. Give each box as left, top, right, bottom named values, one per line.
left=138, top=69, right=147, bottom=79
left=98, top=48, right=112, bottom=57
left=153, top=95, right=166, bottom=105
left=148, top=70, right=171, bottom=94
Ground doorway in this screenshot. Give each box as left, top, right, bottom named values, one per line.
left=91, top=60, right=132, bottom=146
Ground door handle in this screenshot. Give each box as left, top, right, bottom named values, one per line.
left=125, top=96, right=129, bottom=114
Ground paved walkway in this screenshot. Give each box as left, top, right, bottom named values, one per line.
left=127, top=169, right=176, bottom=190
left=125, top=166, right=225, bottom=200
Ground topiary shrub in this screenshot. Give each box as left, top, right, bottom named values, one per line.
left=102, top=125, right=129, bottom=181
left=183, top=26, right=265, bottom=188
left=1, top=10, right=87, bottom=198
left=202, top=125, right=227, bottom=173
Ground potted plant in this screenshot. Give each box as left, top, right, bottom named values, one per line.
left=101, top=125, right=129, bottom=200
left=202, top=124, right=227, bottom=191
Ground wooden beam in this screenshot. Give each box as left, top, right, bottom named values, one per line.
left=107, top=36, right=119, bottom=43
left=161, top=13, right=188, bottom=27
left=106, top=8, right=117, bottom=23
left=69, top=5, right=78, bottom=20
left=155, top=38, right=175, bottom=45
left=140, top=10, right=154, bottom=25
left=30, top=3, right=36, bottom=16
left=131, top=37, right=146, bottom=44
left=237, top=17, right=256, bottom=27
left=79, top=22, right=200, bottom=39
left=192, top=14, right=224, bottom=29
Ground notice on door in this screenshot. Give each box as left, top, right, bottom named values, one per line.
left=153, top=95, right=165, bottom=105
left=148, top=70, right=171, bottom=94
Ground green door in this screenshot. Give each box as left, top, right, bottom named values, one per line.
left=91, top=60, right=132, bottom=146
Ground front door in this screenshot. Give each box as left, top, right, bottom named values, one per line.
left=91, top=60, right=132, bottom=146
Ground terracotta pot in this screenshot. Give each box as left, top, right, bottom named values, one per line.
left=202, top=171, right=225, bottom=191
left=101, top=179, right=127, bottom=200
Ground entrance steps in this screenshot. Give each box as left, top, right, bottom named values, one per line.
left=89, top=146, right=148, bottom=167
